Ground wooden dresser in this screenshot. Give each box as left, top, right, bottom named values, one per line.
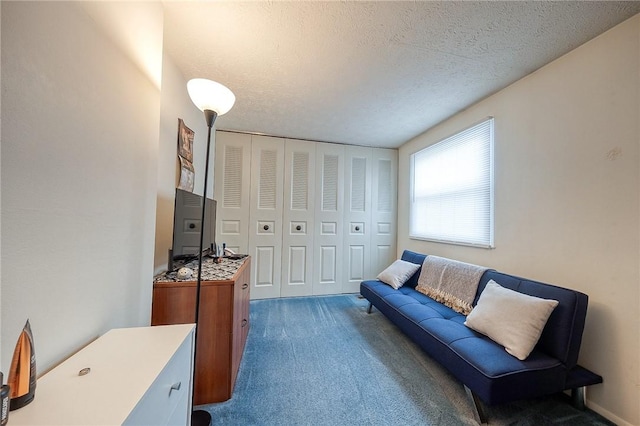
left=152, top=256, right=250, bottom=405
left=9, top=324, right=195, bottom=426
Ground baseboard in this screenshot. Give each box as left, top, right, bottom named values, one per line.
left=587, top=399, right=634, bottom=426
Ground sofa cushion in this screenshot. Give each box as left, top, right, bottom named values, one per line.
left=377, top=259, right=421, bottom=289
left=399, top=251, right=427, bottom=288
left=476, top=270, right=588, bottom=368
left=464, top=280, right=559, bottom=360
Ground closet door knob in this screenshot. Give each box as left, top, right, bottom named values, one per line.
left=189, top=223, right=196, bottom=229
left=296, top=225, right=302, bottom=231
left=263, top=224, right=270, bottom=231
left=355, top=226, right=360, bottom=231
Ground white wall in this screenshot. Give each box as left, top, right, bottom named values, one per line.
left=398, top=15, right=639, bottom=426
left=153, top=50, right=217, bottom=274
left=1, top=2, right=163, bottom=374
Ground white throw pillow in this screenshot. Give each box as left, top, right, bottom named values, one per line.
left=464, top=280, right=559, bottom=360
left=377, top=260, right=421, bottom=290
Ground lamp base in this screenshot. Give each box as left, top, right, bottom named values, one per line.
left=192, top=409, right=212, bottom=426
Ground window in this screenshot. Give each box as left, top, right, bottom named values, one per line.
left=410, top=118, right=494, bottom=248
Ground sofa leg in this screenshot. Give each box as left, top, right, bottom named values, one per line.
left=464, top=386, right=488, bottom=425
left=571, top=386, right=586, bottom=411
left=367, top=302, right=373, bottom=314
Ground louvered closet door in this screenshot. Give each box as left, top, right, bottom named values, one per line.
left=249, top=135, right=285, bottom=299
left=281, top=139, right=315, bottom=297
left=370, top=149, right=398, bottom=277
left=343, top=146, right=373, bottom=293
left=214, top=131, right=251, bottom=255
left=313, top=143, right=344, bottom=295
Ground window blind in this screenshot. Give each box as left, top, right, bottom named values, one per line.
left=410, top=118, right=494, bottom=248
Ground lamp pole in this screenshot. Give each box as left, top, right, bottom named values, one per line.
left=186, top=78, right=234, bottom=426
left=191, top=110, right=216, bottom=426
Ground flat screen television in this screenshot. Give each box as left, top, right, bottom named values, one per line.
left=169, top=187, right=216, bottom=269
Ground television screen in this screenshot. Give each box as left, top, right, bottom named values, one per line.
left=170, top=188, right=216, bottom=263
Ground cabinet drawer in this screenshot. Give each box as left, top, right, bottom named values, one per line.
left=166, top=389, right=191, bottom=426
left=124, top=333, right=193, bottom=425
left=233, top=268, right=251, bottom=335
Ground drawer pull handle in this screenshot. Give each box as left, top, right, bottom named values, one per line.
left=242, top=319, right=248, bottom=327
left=242, top=283, right=248, bottom=290
left=170, top=382, right=182, bottom=394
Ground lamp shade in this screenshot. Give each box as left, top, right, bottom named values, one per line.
left=187, top=78, right=235, bottom=116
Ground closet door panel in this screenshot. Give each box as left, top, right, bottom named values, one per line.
left=371, top=149, right=398, bottom=277
left=215, top=133, right=398, bottom=299
left=348, top=245, right=365, bottom=282
left=287, top=246, right=307, bottom=283
left=214, top=132, right=251, bottom=255
left=255, top=246, right=275, bottom=286
left=281, top=139, right=315, bottom=297
left=319, top=245, right=337, bottom=283
left=249, top=135, right=285, bottom=299
left=313, top=143, right=344, bottom=295
left=343, top=146, right=372, bottom=293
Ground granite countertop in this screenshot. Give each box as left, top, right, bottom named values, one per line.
left=155, top=255, right=249, bottom=283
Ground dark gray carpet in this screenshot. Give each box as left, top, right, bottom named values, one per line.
left=202, top=294, right=612, bottom=425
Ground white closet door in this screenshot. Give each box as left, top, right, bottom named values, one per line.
left=343, top=146, right=373, bottom=293
left=281, top=139, right=315, bottom=297
left=313, top=143, right=344, bottom=295
left=371, top=148, right=398, bottom=277
left=214, top=131, right=251, bottom=255
left=249, top=135, right=285, bottom=299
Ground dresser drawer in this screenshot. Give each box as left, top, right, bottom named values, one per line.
left=124, top=332, right=193, bottom=425
left=166, top=389, right=191, bottom=426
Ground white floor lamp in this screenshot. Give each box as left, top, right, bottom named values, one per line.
left=186, top=78, right=235, bottom=426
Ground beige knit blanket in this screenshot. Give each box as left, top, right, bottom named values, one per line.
left=416, top=255, right=488, bottom=315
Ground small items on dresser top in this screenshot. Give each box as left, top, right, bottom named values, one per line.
left=155, top=254, right=249, bottom=283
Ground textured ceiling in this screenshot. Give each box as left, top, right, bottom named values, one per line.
left=162, top=1, right=640, bottom=148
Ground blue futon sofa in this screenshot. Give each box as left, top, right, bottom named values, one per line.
left=360, top=250, right=602, bottom=424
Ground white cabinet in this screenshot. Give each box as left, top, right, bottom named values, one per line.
left=214, top=131, right=397, bottom=299
left=9, top=324, right=195, bottom=426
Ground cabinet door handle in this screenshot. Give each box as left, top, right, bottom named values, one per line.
left=263, top=224, right=270, bottom=231
left=242, top=319, right=248, bottom=327
left=355, top=226, right=360, bottom=231
left=170, top=381, right=181, bottom=395
left=242, top=283, right=248, bottom=290
left=295, top=225, right=302, bottom=231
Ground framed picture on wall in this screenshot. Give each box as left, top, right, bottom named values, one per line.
left=178, top=156, right=195, bottom=192
left=178, top=118, right=194, bottom=163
